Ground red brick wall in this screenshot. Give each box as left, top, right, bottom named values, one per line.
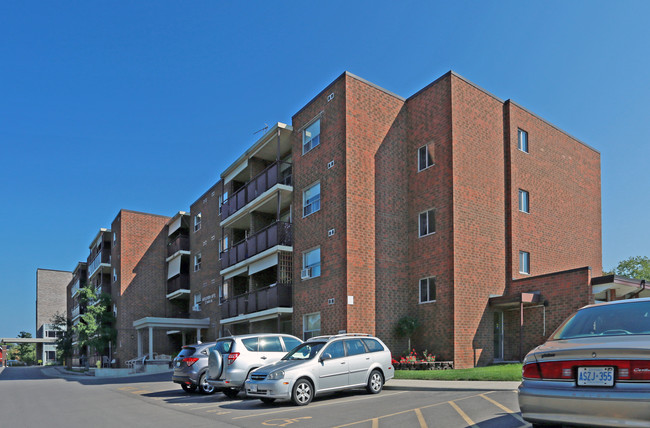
left=450, top=74, right=507, bottom=368
left=111, top=210, right=170, bottom=365
left=506, top=103, right=602, bottom=279
left=504, top=267, right=594, bottom=360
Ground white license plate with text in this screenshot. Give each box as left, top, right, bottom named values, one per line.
left=577, top=366, right=614, bottom=386
left=249, top=384, right=258, bottom=392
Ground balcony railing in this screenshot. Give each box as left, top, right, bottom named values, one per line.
left=167, top=273, right=190, bottom=295
left=89, top=249, right=111, bottom=277
left=220, top=221, right=292, bottom=270
left=71, top=305, right=80, bottom=318
left=221, top=161, right=292, bottom=221
left=71, top=280, right=80, bottom=297
left=167, top=234, right=190, bottom=257
left=221, top=283, right=292, bottom=319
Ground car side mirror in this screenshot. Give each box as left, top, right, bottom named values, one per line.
left=320, top=353, right=332, bottom=362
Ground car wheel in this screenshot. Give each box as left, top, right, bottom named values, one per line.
left=198, top=372, right=216, bottom=395
left=260, top=397, right=276, bottom=404
left=291, top=378, right=313, bottom=406
left=366, top=370, right=384, bottom=394
left=223, top=388, right=239, bottom=399
left=181, top=383, right=197, bottom=393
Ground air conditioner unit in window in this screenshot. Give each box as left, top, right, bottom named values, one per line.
left=300, top=268, right=312, bottom=280
left=192, top=304, right=201, bottom=312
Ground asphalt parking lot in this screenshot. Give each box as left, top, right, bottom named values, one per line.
left=106, top=376, right=529, bottom=427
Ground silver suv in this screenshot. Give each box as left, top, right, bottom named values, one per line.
left=172, top=342, right=217, bottom=394
left=245, top=333, right=394, bottom=405
left=207, top=333, right=302, bottom=398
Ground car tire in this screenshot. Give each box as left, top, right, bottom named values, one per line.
left=366, top=370, right=383, bottom=394
left=181, top=383, right=198, bottom=393
left=198, top=372, right=216, bottom=395
left=260, top=397, right=276, bottom=404
left=223, top=388, right=239, bottom=399
left=291, top=378, right=313, bottom=406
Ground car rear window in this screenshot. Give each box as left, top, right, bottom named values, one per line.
left=282, top=336, right=302, bottom=351
left=241, top=337, right=258, bottom=352
left=362, top=338, right=384, bottom=353
left=259, top=336, right=283, bottom=352
left=213, top=340, right=233, bottom=354
left=552, top=301, right=650, bottom=340
left=178, top=347, right=196, bottom=358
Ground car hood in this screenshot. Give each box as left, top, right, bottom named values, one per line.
left=526, top=335, right=650, bottom=363
left=253, top=359, right=308, bottom=374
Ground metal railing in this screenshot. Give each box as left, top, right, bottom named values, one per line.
left=89, top=249, right=111, bottom=277
left=71, top=280, right=80, bottom=297
left=221, top=161, right=292, bottom=221
left=167, top=234, right=190, bottom=257
left=167, top=274, right=190, bottom=295
left=71, top=305, right=80, bottom=318
left=219, top=221, right=292, bottom=269
left=221, top=283, right=292, bottom=318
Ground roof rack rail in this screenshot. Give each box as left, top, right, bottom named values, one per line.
left=306, top=333, right=371, bottom=342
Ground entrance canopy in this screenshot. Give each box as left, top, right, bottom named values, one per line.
left=488, top=291, right=541, bottom=309
left=0, top=338, right=56, bottom=345
left=592, top=275, right=648, bottom=301
left=132, top=317, right=210, bottom=358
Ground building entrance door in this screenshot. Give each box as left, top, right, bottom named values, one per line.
left=493, top=311, right=504, bottom=360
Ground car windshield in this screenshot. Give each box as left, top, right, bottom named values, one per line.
left=282, top=342, right=325, bottom=360
left=551, top=300, right=650, bottom=340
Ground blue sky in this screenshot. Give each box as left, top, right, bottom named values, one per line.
left=1, top=1, right=648, bottom=338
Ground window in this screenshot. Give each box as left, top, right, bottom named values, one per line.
left=519, top=251, right=530, bottom=274
left=518, top=129, right=528, bottom=153
left=194, top=253, right=202, bottom=271
left=113, top=268, right=117, bottom=283
left=242, top=337, right=258, bottom=351
left=113, top=232, right=117, bottom=245
left=193, top=293, right=202, bottom=311
left=418, top=144, right=434, bottom=171
left=302, top=247, right=321, bottom=279
left=519, top=189, right=529, bottom=213
left=194, top=213, right=201, bottom=232
left=323, top=341, right=345, bottom=359
left=303, top=312, right=321, bottom=340
left=218, top=236, right=228, bottom=259
left=344, top=339, right=366, bottom=356
left=362, top=338, right=384, bottom=353
left=219, top=192, right=228, bottom=215
left=419, top=209, right=436, bottom=237
left=419, top=277, right=436, bottom=303
left=259, top=336, right=283, bottom=352
left=282, top=336, right=302, bottom=351
left=303, top=119, right=321, bottom=154
left=303, top=182, right=321, bottom=217
left=46, top=351, right=56, bottom=361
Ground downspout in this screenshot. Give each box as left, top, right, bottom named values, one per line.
left=629, top=280, right=646, bottom=299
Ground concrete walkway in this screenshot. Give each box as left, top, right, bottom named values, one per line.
left=41, top=365, right=172, bottom=380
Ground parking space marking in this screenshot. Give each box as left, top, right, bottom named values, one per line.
left=232, top=391, right=407, bottom=420
left=371, top=418, right=378, bottom=428
left=130, top=390, right=150, bottom=394
left=479, top=394, right=527, bottom=426
left=333, top=391, right=489, bottom=428
left=414, top=408, right=427, bottom=428
left=191, top=402, right=228, bottom=410
left=448, top=401, right=478, bottom=427
left=262, top=416, right=312, bottom=426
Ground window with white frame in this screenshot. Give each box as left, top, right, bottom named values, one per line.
left=219, top=192, right=228, bottom=215
left=419, top=209, right=436, bottom=237
left=113, top=268, right=117, bottom=283
left=518, top=189, right=529, bottom=213
left=419, top=277, right=436, bottom=303
left=303, top=182, right=321, bottom=217
left=303, top=312, right=321, bottom=340
left=519, top=251, right=530, bottom=274
left=302, top=119, right=321, bottom=154
left=218, top=235, right=228, bottom=259
left=518, top=129, right=529, bottom=153
left=418, top=144, right=434, bottom=171
left=302, top=247, right=321, bottom=279
left=193, top=293, right=202, bottom=311
left=113, top=232, right=117, bottom=246
left=194, top=253, right=202, bottom=272
left=194, top=212, right=201, bottom=232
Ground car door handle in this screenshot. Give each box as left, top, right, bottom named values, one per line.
left=340, top=361, right=346, bottom=364
left=261, top=356, right=267, bottom=360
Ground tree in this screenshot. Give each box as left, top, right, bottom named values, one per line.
left=51, top=312, right=74, bottom=368
left=395, top=316, right=419, bottom=352
left=606, top=256, right=650, bottom=281
left=73, top=287, right=116, bottom=369
left=14, top=331, right=36, bottom=365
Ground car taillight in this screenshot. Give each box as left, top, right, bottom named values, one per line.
left=522, top=362, right=542, bottom=379
left=182, top=357, right=199, bottom=367
left=623, top=360, right=650, bottom=381
left=227, top=352, right=240, bottom=365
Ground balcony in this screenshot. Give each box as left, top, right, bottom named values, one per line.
left=167, top=234, right=190, bottom=258
left=88, top=249, right=111, bottom=278
left=167, top=273, right=190, bottom=295
left=71, top=280, right=80, bottom=297
left=71, top=305, right=80, bottom=319
left=221, top=161, right=292, bottom=222
left=220, top=221, right=292, bottom=270
left=221, top=283, right=292, bottom=319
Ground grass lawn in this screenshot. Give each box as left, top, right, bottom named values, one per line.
left=394, top=363, right=522, bottom=381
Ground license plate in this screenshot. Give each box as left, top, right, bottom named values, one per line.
left=249, top=384, right=257, bottom=392
left=577, top=366, right=614, bottom=386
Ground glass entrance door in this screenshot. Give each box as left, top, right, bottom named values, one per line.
left=494, top=311, right=504, bottom=360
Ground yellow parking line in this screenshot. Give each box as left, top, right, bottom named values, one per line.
left=448, top=401, right=478, bottom=427
left=414, top=408, right=427, bottom=428
left=232, top=391, right=407, bottom=420
left=191, top=403, right=227, bottom=410
left=130, top=390, right=150, bottom=394
left=479, top=394, right=527, bottom=425
left=371, top=418, right=378, bottom=428
left=333, top=392, right=488, bottom=428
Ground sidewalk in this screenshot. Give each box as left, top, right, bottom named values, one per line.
left=386, top=379, right=520, bottom=391
left=41, top=365, right=172, bottom=380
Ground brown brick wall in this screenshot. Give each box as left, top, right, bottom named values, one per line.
left=36, top=269, right=72, bottom=335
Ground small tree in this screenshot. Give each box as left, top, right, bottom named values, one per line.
left=605, top=256, right=650, bottom=281
left=51, top=312, right=74, bottom=368
left=14, top=331, right=36, bottom=365
left=74, top=287, right=116, bottom=369
left=395, top=316, right=419, bottom=352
